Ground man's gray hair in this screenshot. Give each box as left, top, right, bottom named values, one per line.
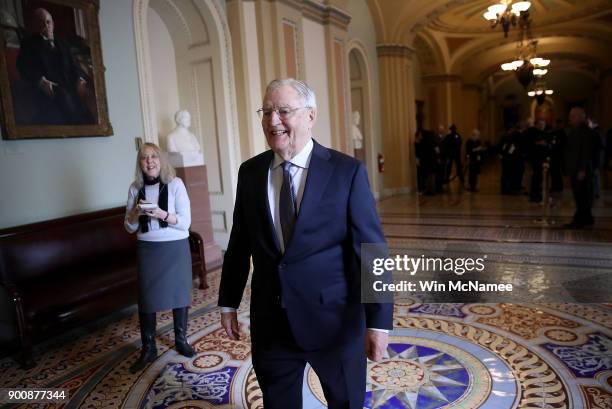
left=265, top=78, right=317, bottom=109
left=570, top=106, right=586, bottom=119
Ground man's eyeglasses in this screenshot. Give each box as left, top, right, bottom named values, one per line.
left=256, top=106, right=310, bottom=120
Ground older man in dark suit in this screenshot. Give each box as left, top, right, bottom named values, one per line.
left=218, top=78, right=393, bottom=409
left=17, top=8, right=91, bottom=125
left=564, top=107, right=595, bottom=228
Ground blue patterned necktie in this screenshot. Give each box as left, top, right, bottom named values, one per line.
left=280, top=161, right=297, bottom=250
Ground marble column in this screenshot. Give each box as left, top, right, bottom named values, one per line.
left=377, top=44, right=417, bottom=193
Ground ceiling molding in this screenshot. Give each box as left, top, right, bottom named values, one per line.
left=302, top=0, right=352, bottom=29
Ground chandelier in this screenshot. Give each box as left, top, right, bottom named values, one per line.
left=499, top=40, right=550, bottom=88
left=527, top=78, right=554, bottom=105
left=483, top=1, right=531, bottom=37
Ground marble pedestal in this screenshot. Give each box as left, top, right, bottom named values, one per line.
left=174, top=165, right=223, bottom=286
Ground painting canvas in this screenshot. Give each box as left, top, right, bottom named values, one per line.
left=0, top=0, right=112, bottom=139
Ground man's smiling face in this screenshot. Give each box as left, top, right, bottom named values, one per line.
left=261, top=85, right=316, bottom=160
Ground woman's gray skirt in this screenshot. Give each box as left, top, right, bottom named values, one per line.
left=137, top=238, right=192, bottom=313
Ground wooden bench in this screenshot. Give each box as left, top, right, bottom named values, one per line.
left=0, top=207, right=207, bottom=367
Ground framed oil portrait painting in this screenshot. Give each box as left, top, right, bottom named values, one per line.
left=0, top=0, right=112, bottom=139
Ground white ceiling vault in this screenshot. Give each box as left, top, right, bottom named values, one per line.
left=366, top=0, right=612, bottom=93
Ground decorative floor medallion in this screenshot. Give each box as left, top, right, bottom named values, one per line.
left=303, top=330, right=516, bottom=409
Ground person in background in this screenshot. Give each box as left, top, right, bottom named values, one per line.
left=124, top=143, right=196, bottom=373
left=415, top=129, right=437, bottom=195
left=414, top=130, right=426, bottom=194
left=529, top=120, right=548, bottom=203
left=548, top=119, right=566, bottom=194
left=588, top=118, right=604, bottom=199
left=564, top=108, right=595, bottom=228
left=510, top=121, right=527, bottom=194
left=499, top=127, right=517, bottom=195
left=443, top=124, right=464, bottom=188
left=605, top=127, right=612, bottom=170
left=433, top=125, right=447, bottom=192
left=465, top=129, right=484, bottom=192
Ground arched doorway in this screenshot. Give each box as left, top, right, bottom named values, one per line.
left=133, top=0, right=239, bottom=249
left=348, top=41, right=376, bottom=190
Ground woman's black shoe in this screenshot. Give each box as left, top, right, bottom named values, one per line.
left=173, top=307, right=196, bottom=357
left=130, top=312, right=157, bottom=373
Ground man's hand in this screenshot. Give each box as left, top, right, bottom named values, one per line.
left=77, top=78, right=87, bottom=97
left=38, top=76, right=58, bottom=97
left=221, top=311, right=240, bottom=340
left=365, top=329, right=388, bottom=362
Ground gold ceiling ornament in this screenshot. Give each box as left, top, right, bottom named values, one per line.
left=483, top=0, right=531, bottom=37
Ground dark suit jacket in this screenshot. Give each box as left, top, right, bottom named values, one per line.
left=564, top=123, right=594, bottom=176
left=218, top=140, right=393, bottom=351
left=16, top=34, right=91, bottom=125
left=17, top=35, right=84, bottom=89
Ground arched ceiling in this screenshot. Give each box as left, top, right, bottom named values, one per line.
left=367, top=0, right=612, bottom=85
left=427, top=0, right=611, bottom=34
left=458, top=35, right=612, bottom=83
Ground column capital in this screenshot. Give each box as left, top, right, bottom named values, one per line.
left=376, top=43, right=415, bottom=58
left=247, top=0, right=352, bottom=30
left=302, top=0, right=351, bottom=29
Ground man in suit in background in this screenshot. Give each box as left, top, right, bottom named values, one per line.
left=564, top=107, right=595, bottom=228
left=17, top=8, right=92, bottom=125
left=218, top=78, right=393, bottom=408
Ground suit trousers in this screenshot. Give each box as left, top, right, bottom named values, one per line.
left=445, top=156, right=464, bottom=184
left=570, top=172, right=594, bottom=225
left=251, top=307, right=367, bottom=409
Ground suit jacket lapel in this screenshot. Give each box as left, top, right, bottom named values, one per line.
left=257, top=150, right=281, bottom=255
left=288, top=140, right=333, bottom=250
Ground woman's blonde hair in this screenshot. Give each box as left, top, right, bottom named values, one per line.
left=134, top=142, right=176, bottom=188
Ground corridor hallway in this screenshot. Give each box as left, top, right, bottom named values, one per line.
left=381, top=162, right=612, bottom=243
left=0, top=166, right=610, bottom=409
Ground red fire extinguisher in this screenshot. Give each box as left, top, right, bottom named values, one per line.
left=378, top=153, right=385, bottom=173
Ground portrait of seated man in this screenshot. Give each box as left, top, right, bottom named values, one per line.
left=14, top=6, right=95, bottom=125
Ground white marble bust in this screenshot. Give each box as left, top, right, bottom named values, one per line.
left=352, top=111, right=364, bottom=150
left=166, top=110, right=204, bottom=167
